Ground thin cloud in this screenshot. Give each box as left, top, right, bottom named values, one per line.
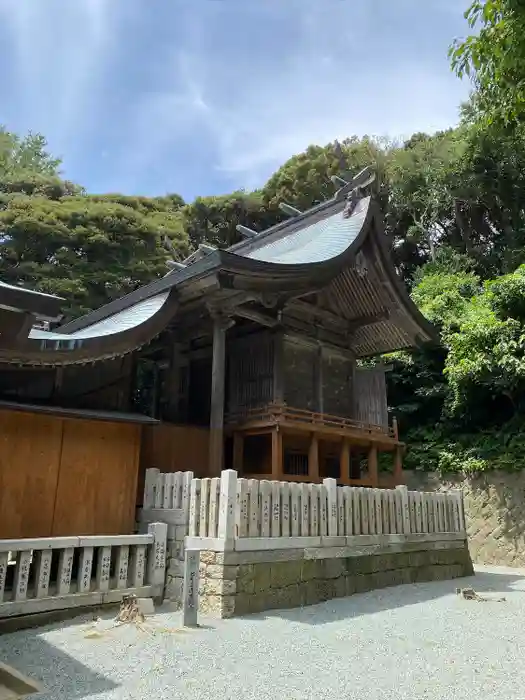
left=135, top=0, right=470, bottom=190
left=0, top=0, right=471, bottom=198
left=0, top=0, right=115, bottom=155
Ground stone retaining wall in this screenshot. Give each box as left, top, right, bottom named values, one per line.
left=198, top=535, right=473, bottom=618
left=406, top=470, right=525, bottom=569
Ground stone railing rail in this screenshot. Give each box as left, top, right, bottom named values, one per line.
left=185, top=470, right=466, bottom=550
left=0, top=524, right=167, bottom=619
left=143, top=468, right=194, bottom=513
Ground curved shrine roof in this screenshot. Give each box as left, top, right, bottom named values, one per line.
left=0, top=188, right=437, bottom=365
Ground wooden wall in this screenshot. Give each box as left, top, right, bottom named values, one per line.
left=0, top=409, right=141, bottom=539
left=138, top=423, right=210, bottom=503
left=228, top=331, right=274, bottom=415
left=354, top=367, right=389, bottom=427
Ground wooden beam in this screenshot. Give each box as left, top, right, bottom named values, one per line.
left=288, top=299, right=390, bottom=334
left=284, top=332, right=355, bottom=361
left=368, top=444, right=378, bottom=486
left=208, top=313, right=234, bottom=476
left=235, top=307, right=279, bottom=327
left=308, top=434, right=319, bottom=481
left=271, top=428, right=283, bottom=479
left=282, top=317, right=351, bottom=351
left=340, top=438, right=350, bottom=482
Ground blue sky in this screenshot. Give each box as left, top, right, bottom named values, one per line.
left=0, top=0, right=471, bottom=202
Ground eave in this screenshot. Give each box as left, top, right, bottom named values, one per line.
left=0, top=193, right=438, bottom=366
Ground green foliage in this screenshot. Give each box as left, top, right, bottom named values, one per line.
left=0, top=126, right=61, bottom=177
left=450, top=1, right=525, bottom=126
left=182, top=191, right=278, bottom=249
left=0, top=127, right=189, bottom=320
left=404, top=422, right=525, bottom=475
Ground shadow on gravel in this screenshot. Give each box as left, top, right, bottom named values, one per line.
left=256, top=569, right=525, bottom=627
left=0, top=616, right=119, bottom=700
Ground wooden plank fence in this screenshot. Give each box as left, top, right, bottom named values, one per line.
left=186, top=470, right=465, bottom=540
left=0, top=524, right=167, bottom=618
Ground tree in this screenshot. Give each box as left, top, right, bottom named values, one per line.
left=0, top=189, right=188, bottom=320
left=0, top=127, right=61, bottom=177
left=450, top=1, right=525, bottom=125
left=182, top=191, right=279, bottom=250
left=262, top=138, right=390, bottom=213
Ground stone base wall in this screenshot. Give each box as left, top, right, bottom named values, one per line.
left=198, top=536, right=473, bottom=618
left=406, top=470, right=525, bottom=569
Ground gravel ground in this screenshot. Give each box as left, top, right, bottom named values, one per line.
left=1, top=565, right=525, bottom=700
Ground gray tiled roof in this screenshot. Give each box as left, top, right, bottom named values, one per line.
left=30, top=198, right=368, bottom=342
left=244, top=197, right=369, bottom=264
left=30, top=291, right=170, bottom=341
left=0, top=281, right=62, bottom=300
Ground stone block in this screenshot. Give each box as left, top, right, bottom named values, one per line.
left=367, top=571, right=392, bottom=590
left=206, top=564, right=238, bottom=580
left=301, top=559, right=320, bottom=582
left=333, top=576, right=347, bottom=598
left=137, top=597, right=155, bottom=616
left=303, top=579, right=321, bottom=606
left=168, top=560, right=185, bottom=577
left=169, top=541, right=184, bottom=560
left=248, top=592, right=271, bottom=614
left=273, top=584, right=303, bottom=610
left=391, top=552, right=410, bottom=569
left=205, top=578, right=237, bottom=596
left=253, top=564, right=272, bottom=592
left=199, top=594, right=222, bottom=616
left=353, top=556, right=373, bottom=575
left=234, top=593, right=253, bottom=616
left=200, top=551, right=217, bottom=565
left=352, top=574, right=373, bottom=594
left=323, top=558, right=345, bottom=580
left=174, top=525, right=188, bottom=541
left=270, top=561, right=302, bottom=588
left=165, top=575, right=183, bottom=602
left=237, top=566, right=255, bottom=595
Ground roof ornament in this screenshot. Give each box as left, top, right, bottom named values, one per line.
left=331, top=174, right=349, bottom=188
left=236, top=224, right=258, bottom=239
left=279, top=202, right=303, bottom=217
left=342, top=166, right=377, bottom=219
left=166, top=260, right=187, bottom=271
left=163, top=236, right=217, bottom=272
left=355, top=250, right=368, bottom=278
left=182, top=243, right=217, bottom=267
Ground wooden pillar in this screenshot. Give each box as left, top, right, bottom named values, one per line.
left=150, top=362, right=160, bottom=419
left=340, top=438, right=350, bottom=483
left=368, top=444, right=378, bottom=486
left=208, top=313, right=234, bottom=476
left=232, top=432, right=244, bottom=474
left=308, top=433, right=319, bottom=482
left=273, top=331, right=285, bottom=404
left=393, top=445, right=403, bottom=484
left=314, top=344, right=324, bottom=414
left=271, top=428, right=283, bottom=479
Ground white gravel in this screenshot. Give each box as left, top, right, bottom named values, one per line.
left=2, top=566, right=525, bottom=700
